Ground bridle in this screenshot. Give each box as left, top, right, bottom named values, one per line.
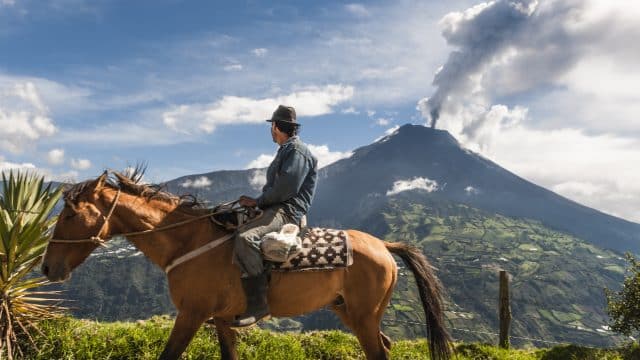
left=47, top=186, right=258, bottom=273
left=49, top=188, right=122, bottom=247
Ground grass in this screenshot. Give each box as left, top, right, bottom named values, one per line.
left=15, top=316, right=640, bottom=359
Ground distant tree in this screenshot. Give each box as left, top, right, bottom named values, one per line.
left=605, top=253, right=640, bottom=338
left=0, top=171, right=64, bottom=359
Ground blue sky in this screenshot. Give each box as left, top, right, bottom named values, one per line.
left=2, top=0, right=640, bottom=223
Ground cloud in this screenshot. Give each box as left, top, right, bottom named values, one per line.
left=223, top=64, right=243, bottom=71
left=341, top=107, right=359, bottom=114
left=0, top=80, right=57, bottom=153
left=421, top=0, right=640, bottom=134
left=456, top=115, right=640, bottom=222
left=387, top=177, right=439, bottom=196
left=249, top=169, right=267, bottom=191
left=246, top=154, right=274, bottom=169
left=70, top=158, right=91, bottom=170
left=47, top=148, right=65, bottom=165
left=421, top=0, right=539, bottom=128
left=0, top=156, right=77, bottom=182
left=246, top=144, right=352, bottom=170
left=413, top=0, right=640, bottom=222
left=465, top=186, right=480, bottom=195
left=0, top=0, right=15, bottom=7
left=345, top=3, right=370, bottom=18
left=0, top=156, right=36, bottom=172
left=251, top=48, right=268, bottom=57
left=306, top=144, right=352, bottom=168
left=180, top=176, right=212, bottom=189
left=375, top=117, right=390, bottom=126
left=163, top=85, right=354, bottom=134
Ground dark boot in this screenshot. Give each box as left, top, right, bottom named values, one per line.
left=231, top=272, right=270, bottom=328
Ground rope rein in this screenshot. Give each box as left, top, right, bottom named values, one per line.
left=48, top=187, right=254, bottom=273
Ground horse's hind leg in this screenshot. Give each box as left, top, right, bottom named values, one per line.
left=212, top=318, right=238, bottom=360
left=332, top=304, right=389, bottom=360
left=332, top=269, right=396, bottom=359
left=159, top=311, right=208, bottom=360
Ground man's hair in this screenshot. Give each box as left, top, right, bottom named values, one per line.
left=275, top=120, right=300, bottom=137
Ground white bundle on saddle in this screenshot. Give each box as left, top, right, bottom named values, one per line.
left=260, top=224, right=303, bottom=263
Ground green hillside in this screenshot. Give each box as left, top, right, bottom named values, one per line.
left=375, top=194, right=627, bottom=347
left=52, top=194, right=629, bottom=347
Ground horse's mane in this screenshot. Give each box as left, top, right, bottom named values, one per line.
left=63, top=164, right=204, bottom=212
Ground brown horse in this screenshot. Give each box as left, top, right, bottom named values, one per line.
left=41, top=171, right=452, bottom=360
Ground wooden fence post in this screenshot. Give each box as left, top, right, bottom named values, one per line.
left=499, top=270, right=511, bottom=349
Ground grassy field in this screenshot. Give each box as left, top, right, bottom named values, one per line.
left=18, top=317, right=639, bottom=360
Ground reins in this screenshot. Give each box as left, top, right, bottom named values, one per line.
left=48, top=185, right=257, bottom=273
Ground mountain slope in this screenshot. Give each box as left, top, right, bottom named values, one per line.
left=366, top=193, right=625, bottom=346
left=310, top=124, right=640, bottom=254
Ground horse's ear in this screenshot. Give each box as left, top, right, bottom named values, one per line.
left=112, top=171, right=129, bottom=185
left=90, top=171, right=109, bottom=192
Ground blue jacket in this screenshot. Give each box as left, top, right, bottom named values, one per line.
left=256, top=136, right=318, bottom=222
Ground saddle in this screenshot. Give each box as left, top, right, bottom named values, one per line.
left=209, top=201, right=262, bottom=230
left=270, top=227, right=353, bottom=272
left=209, top=201, right=353, bottom=272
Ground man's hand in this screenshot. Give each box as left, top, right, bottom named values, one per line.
left=238, top=195, right=257, bottom=208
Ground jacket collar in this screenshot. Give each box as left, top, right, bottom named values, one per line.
left=280, top=136, right=299, bottom=147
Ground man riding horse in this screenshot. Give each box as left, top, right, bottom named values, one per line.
left=232, top=105, right=318, bottom=327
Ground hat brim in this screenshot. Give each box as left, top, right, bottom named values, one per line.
left=266, top=119, right=300, bottom=126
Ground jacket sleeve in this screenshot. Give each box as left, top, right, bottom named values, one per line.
left=257, top=148, right=309, bottom=209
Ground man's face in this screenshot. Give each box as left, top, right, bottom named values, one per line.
left=270, top=122, right=277, bottom=143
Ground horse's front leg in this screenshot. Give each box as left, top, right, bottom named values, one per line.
left=159, top=310, right=208, bottom=360
left=213, top=317, right=239, bottom=360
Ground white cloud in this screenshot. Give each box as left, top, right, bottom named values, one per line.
left=442, top=110, right=640, bottom=222
left=70, top=158, right=91, bottom=170
left=0, top=80, right=57, bottom=153
left=223, top=64, right=243, bottom=72
left=341, top=107, right=359, bottom=114
left=180, top=176, right=212, bottom=189
left=366, top=110, right=376, bottom=117
left=246, top=154, right=274, bottom=169
left=0, top=157, right=36, bottom=172
left=307, top=144, right=352, bottom=168
left=249, top=169, right=267, bottom=191
left=465, top=186, right=480, bottom=195
left=0, top=0, right=16, bottom=7
left=163, top=85, right=354, bottom=134
left=345, top=3, right=370, bottom=18
left=252, top=48, right=268, bottom=57
left=47, top=148, right=65, bottom=165
left=246, top=144, right=351, bottom=170
left=387, top=177, right=439, bottom=196
left=376, top=117, right=390, bottom=126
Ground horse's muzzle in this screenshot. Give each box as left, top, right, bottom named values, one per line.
left=41, top=262, right=70, bottom=282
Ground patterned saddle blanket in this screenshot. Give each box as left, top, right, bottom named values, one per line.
left=271, top=228, right=353, bottom=272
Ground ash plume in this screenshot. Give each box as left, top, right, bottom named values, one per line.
left=424, top=0, right=538, bottom=128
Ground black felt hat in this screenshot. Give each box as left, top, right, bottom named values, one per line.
left=266, top=105, right=299, bottom=126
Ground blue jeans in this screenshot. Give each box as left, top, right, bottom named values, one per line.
left=232, top=205, right=293, bottom=277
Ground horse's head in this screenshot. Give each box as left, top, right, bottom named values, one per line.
left=42, top=171, right=118, bottom=282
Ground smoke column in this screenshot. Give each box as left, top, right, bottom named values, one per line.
left=425, top=0, right=538, bottom=128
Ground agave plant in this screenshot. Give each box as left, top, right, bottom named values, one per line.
left=0, top=171, right=64, bottom=359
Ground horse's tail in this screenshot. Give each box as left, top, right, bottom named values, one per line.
left=385, top=242, right=452, bottom=360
